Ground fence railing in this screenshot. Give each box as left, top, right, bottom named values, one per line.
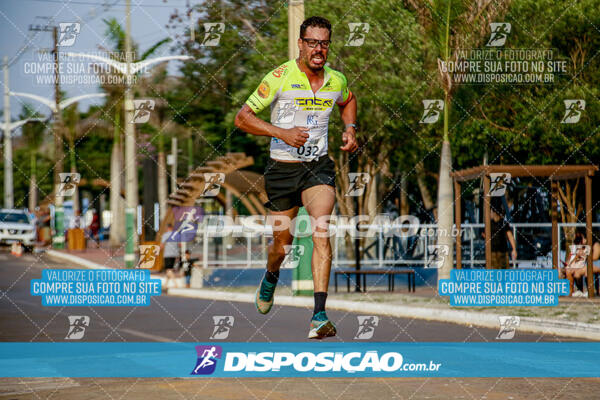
left=188, top=221, right=599, bottom=269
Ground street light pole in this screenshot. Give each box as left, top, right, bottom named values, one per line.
left=9, top=90, right=107, bottom=245
left=3, top=56, right=12, bottom=208
left=124, top=0, right=137, bottom=267
left=2, top=57, right=46, bottom=210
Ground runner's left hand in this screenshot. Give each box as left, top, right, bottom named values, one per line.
left=340, top=129, right=358, bottom=152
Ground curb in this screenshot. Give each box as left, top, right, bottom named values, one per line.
left=45, top=249, right=110, bottom=270
left=168, top=288, right=600, bottom=340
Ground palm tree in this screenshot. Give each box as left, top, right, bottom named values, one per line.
left=406, top=0, right=511, bottom=280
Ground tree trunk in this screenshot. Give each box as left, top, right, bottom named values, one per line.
left=558, top=179, right=582, bottom=260
left=68, top=132, right=79, bottom=218
left=157, top=151, right=168, bottom=223
left=157, top=127, right=168, bottom=227
left=334, top=151, right=355, bottom=261
left=416, top=161, right=436, bottom=218
left=400, top=172, right=409, bottom=216
left=70, top=165, right=80, bottom=219
left=437, top=138, right=454, bottom=281
left=109, top=113, right=126, bottom=247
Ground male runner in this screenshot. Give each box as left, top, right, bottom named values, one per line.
left=234, top=16, right=358, bottom=339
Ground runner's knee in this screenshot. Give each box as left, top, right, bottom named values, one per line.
left=312, top=235, right=331, bottom=251
left=269, top=241, right=288, bottom=262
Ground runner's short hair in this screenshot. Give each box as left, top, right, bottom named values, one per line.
left=300, top=16, right=332, bottom=39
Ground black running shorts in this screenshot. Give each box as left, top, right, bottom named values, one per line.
left=264, top=156, right=336, bottom=211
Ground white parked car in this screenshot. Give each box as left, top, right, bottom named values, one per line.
left=0, top=209, right=36, bottom=250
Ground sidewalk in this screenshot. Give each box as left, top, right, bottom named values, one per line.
left=44, top=241, right=124, bottom=269
left=43, top=241, right=183, bottom=287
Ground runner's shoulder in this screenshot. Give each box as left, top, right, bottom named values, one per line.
left=266, top=60, right=294, bottom=80
left=325, top=66, right=349, bottom=88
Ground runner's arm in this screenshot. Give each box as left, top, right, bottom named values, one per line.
left=234, top=104, right=287, bottom=139
left=235, top=68, right=288, bottom=139
left=235, top=105, right=309, bottom=148
left=339, top=95, right=358, bottom=152
left=336, top=72, right=358, bottom=152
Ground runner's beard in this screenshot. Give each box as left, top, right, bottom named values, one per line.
left=304, top=51, right=326, bottom=72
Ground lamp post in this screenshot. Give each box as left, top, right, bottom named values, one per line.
left=9, top=91, right=107, bottom=248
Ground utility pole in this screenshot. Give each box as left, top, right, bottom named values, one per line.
left=3, top=56, right=12, bottom=208
left=288, top=0, right=313, bottom=296
left=124, top=0, right=137, bottom=267
left=51, top=26, right=67, bottom=248
left=288, top=0, right=304, bottom=60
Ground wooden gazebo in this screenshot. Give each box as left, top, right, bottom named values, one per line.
left=156, top=152, right=268, bottom=239
left=451, top=165, right=597, bottom=296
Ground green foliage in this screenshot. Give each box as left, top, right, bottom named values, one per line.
left=453, top=0, right=600, bottom=167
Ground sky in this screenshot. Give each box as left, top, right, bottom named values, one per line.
left=1, top=0, right=192, bottom=122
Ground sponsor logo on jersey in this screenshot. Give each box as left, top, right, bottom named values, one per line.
left=272, top=64, right=288, bottom=78
left=294, top=97, right=333, bottom=110
left=258, top=80, right=270, bottom=98
left=291, top=83, right=303, bottom=89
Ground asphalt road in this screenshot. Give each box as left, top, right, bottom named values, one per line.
left=1, top=250, right=598, bottom=399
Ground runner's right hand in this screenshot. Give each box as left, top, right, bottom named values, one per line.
left=279, top=127, right=309, bottom=148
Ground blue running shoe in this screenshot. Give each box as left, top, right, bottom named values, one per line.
left=255, top=278, right=276, bottom=314
left=308, top=311, right=337, bottom=339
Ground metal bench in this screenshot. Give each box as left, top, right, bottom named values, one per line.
left=334, top=268, right=415, bottom=293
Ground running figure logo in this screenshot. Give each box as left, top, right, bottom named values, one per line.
left=58, top=22, right=80, bottom=46
left=169, top=206, right=203, bottom=242
left=419, top=100, right=444, bottom=124
left=201, top=173, right=225, bottom=197
left=275, top=100, right=298, bottom=124
left=489, top=173, right=512, bottom=197
left=57, top=173, right=80, bottom=197
left=131, top=100, right=155, bottom=124
left=201, top=23, right=225, bottom=46
left=345, top=173, right=370, bottom=196
left=209, top=316, right=234, bottom=340
left=191, top=345, right=223, bottom=375
left=496, top=316, right=520, bottom=339
left=354, top=316, right=379, bottom=339
left=561, top=100, right=585, bottom=124
left=346, top=23, right=370, bottom=46
left=486, top=23, right=511, bottom=47
left=137, top=245, right=160, bottom=268
left=282, top=245, right=305, bottom=269
left=65, top=316, right=90, bottom=340
left=427, top=244, right=449, bottom=269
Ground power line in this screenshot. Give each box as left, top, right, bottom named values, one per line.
left=20, top=0, right=189, bottom=8
left=8, top=1, right=120, bottom=67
